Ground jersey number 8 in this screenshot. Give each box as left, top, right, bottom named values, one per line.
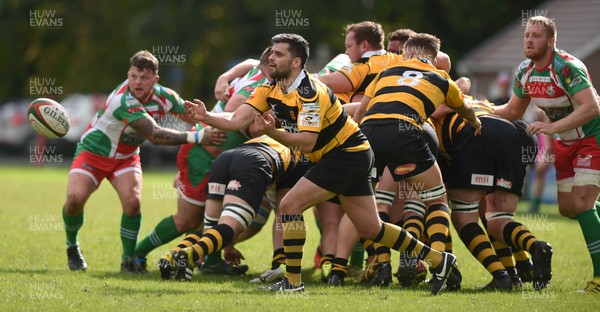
left=397, top=70, right=423, bottom=87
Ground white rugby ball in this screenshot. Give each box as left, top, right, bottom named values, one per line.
left=28, top=98, right=70, bottom=139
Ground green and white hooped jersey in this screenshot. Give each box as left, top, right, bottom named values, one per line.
left=212, top=66, right=268, bottom=113
left=76, top=80, right=186, bottom=159
left=513, top=49, right=600, bottom=143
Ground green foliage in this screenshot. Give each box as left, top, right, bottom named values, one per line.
left=3, top=0, right=544, bottom=102
left=0, top=165, right=598, bottom=310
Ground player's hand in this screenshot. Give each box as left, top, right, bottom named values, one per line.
left=223, top=246, right=245, bottom=266
left=201, top=126, right=227, bottom=146
left=527, top=121, right=556, bottom=135
left=254, top=112, right=276, bottom=134
left=470, top=116, right=482, bottom=136
left=184, top=99, right=208, bottom=121
left=214, top=77, right=230, bottom=102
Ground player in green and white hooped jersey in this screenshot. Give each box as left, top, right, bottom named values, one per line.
left=495, top=16, right=600, bottom=293
left=62, top=50, right=226, bottom=273
left=137, top=47, right=273, bottom=276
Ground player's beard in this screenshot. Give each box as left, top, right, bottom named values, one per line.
left=525, top=43, right=551, bottom=62
left=269, top=61, right=292, bottom=80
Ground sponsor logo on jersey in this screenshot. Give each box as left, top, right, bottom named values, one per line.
left=125, top=98, right=139, bottom=107
left=528, top=76, right=551, bottom=83
left=471, top=174, right=493, bottom=186
left=569, top=76, right=582, bottom=88
left=208, top=182, right=226, bottom=195
left=394, top=163, right=416, bottom=175
left=576, top=154, right=592, bottom=167
left=496, top=178, right=513, bottom=189
left=547, top=85, right=555, bottom=97
left=299, top=112, right=320, bottom=127
left=227, top=180, right=242, bottom=191
left=302, top=102, right=319, bottom=112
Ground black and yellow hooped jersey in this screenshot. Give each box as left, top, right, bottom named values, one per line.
left=243, top=135, right=299, bottom=182
left=246, top=70, right=369, bottom=163
left=338, top=52, right=403, bottom=102
left=431, top=97, right=494, bottom=157
left=362, top=58, right=464, bottom=129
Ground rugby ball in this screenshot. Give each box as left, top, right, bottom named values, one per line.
left=28, top=98, right=70, bottom=138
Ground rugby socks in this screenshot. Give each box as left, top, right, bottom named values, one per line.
left=203, top=251, right=224, bottom=267
left=135, top=215, right=180, bottom=257
left=330, top=257, right=349, bottom=279
left=282, top=214, right=306, bottom=286
left=445, top=231, right=454, bottom=253
left=403, top=200, right=426, bottom=243
left=374, top=222, right=443, bottom=268
left=190, top=224, right=234, bottom=263
left=481, top=218, right=516, bottom=275
left=426, top=203, right=451, bottom=251
left=174, top=231, right=202, bottom=252
left=63, top=209, right=83, bottom=247
left=502, top=221, right=538, bottom=252
left=120, top=213, right=141, bottom=258
left=374, top=212, right=391, bottom=263
left=271, top=248, right=285, bottom=270
left=320, top=254, right=334, bottom=269
left=459, top=223, right=506, bottom=278
left=596, top=201, right=600, bottom=219
left=361, top=239, right=376, bottom=257
left=576, top=209, right=600, bottom=276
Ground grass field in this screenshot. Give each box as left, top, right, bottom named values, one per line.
left=0, top=165, right=597, bottom=311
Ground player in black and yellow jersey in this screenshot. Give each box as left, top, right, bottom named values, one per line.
left=318, top=21, right=403, bottom=104
left=431, top=98, right=552, bottom=291
left=158, top=134, right=298, bottom=281
left=185, top=33, right=457, bottom=295
left=347, top=33, right=480, bottom=289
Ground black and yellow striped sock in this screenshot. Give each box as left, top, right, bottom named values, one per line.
left=174, top=231, right=203, bottom=252
left=445, top=230, right=453, bottom=253
left=361, top=239, right=376, bottom=257
left=271, top=247, right=285, bottom=270
left=481, top=218, right=516, bottom=273
left=375, top=212, right=391, bottom=263
left=282, top=214, right=306, bottom=286
left=503, top=221, right=538, bottom=253
left=459, top=223, right=506, bottom=278
left=374, top=222, right=443, bottom=268
left=403, top=200, right=426, bottom=240
left=320, top=253, right=334, bottom=269
left=425, top=203, right=450, bottom=252
left=331, top=257, right=348, bottom=278
left=190, top=224, right=234, bottom=263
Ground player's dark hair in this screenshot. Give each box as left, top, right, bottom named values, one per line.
left=130, top=50, right=159, bottom=74
left=271, top=34, right=310, bottom=68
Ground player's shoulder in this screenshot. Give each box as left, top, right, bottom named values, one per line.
left=554, top=49, right=587, bottom=72
left=155, top=83, right=183, bottom=103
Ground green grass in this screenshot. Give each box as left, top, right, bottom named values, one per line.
left=0, top=165, right=597, bottom=311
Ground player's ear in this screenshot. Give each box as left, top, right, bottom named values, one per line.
left=154, top=74, right=160, bottom=84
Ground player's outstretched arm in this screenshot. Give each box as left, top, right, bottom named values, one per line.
left=129, top=116, right=223, bottom=146
left=493, top=94, right=530, bottom=121
left=185, top=98, right=256, bottom=131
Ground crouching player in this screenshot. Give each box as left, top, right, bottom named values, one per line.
left=159, top=133, right=299, bottom=281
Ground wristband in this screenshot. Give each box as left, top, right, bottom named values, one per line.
left=186, top=128, right=206, bottom=144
